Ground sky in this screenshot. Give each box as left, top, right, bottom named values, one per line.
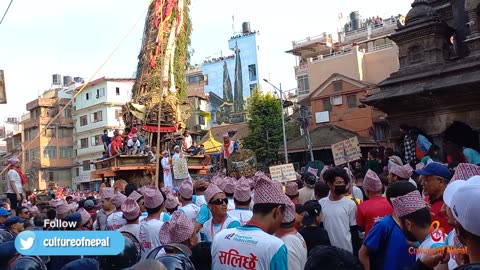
left=0, top=0, right=411, bottom=121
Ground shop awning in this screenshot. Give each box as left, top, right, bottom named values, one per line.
left=142, top=124, right=178, bottom=133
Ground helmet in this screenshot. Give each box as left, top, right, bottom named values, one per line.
left=99, top=236, right=140, bottom=270
left=9, top=256, right=48, bottom=270
left=0, top=229, right=14, bottom=244
left=60, top=258, right=100, bottom=270
left=120, top=231, right=144, bottom=257
left=147, top=243, right=192, bottom=260
left=156, top=254, right=195, bottom=270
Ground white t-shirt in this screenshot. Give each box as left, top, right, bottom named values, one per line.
left=139, top=217, right=165, bottom=260
left=201, top=215, right=240, bottom=242
left=118, top=223, right=140, bottom=241
left=416, top=230, right=445, bottom=260
left=212, top=226, right=288, bottom=270
left=193, top=195, right=206, bottom=208
left=228, top=209, right=253, bottom=226
left=106, top=211, right=126, bottom=230
left=184, top=135, right=193, bottom=149
left=280, top=232, right=308, bottom=270
left=179, top=203, right=200, bottom=223
left=6, top=169, right=23, bottom=194
left=319, top=196, right=357, bottom=253
left=352, top=186, right=364, bottom=201
left=227, top=198, right=235, bottom=212
left=127, top=139, right=140, bottom=148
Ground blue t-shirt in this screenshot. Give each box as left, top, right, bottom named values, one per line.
left=364, top=215, right=416, bottom=270
left=196, top=203, right=211, bottom=225
left=463, top=148, right=480, bottom=165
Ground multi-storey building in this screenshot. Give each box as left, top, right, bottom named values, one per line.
left=287, top=12, right=404, bottom=144
left=287, top=13, right=404, bottom=98
left=21, top=88, right=75, bottom=190
left=71, top=77, right=134, bottom=191
left=185, top=66, right=210, bottom=142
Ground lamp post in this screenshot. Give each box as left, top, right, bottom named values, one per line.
left=263, top=79, right=288, bottom=164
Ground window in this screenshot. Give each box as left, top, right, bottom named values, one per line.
left=347, top=94, right=357, bottom=108
left=249, top=83, right=257, bottom=94
left=44, top=127, right=56, bottom=138
left=86, top=93, right=90, bottom=100
left=80, top=138, right=89, bottom=149
left=322, top=98, right=332, bottom=111
left=59, top=146, right=73, bottom=158
left=49, top=172, right=54, bottom=182
left=91, top=135, right=102, bottom=146
left=80, top=115, right=88, bottom=126
left=115, top=109, right=122, bottom=120
left=31, top=108, right=40, bottom=119
left=333, top=80, right=343, bottom=92
left=43, top=146, right=57, bottom=159
left=198, top=115, right=205, bottom=125
left=31, top=148, right=40, bottom=160
left=248, top=64, right=257, bottom=81
left=96, top=88, right=105, bottom=98
left=330, top=96, right=343, bottom=106
left=374, top=124, right=388, bottom=141
left=75, top=168, right=80, bottom=177
left=116, top=87, right=120, bottom=96
left=297, top=75, right=309, bottom=95
left=83, top=160, right=91, bottom=171
left=25, top=128, right=39, bottom=141
left=186, top=74, right=204, bottom=84
left=25, top=151, right=30, bottom=162
left=62, top=107, right=72, bottom=118
left=58, top=128, right=73, bottom=138
left=91, top=111, right=103, bottom=123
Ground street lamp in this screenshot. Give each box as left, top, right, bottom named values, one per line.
left=263, top=79, right=288, bottom=164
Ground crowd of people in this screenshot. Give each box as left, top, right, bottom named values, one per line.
left=0, top=156, right=479, bottom=269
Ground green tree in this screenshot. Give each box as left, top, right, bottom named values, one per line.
left=244, top=88, right=283, bottom=169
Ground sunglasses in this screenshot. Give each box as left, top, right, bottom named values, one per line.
left=210, top=198, right=228, bottom=205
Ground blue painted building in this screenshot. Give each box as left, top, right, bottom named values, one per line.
left=202, top=23, right=261, bottom=124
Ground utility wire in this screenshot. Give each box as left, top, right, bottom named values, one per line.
left=0, top=0, right=13, bottom=25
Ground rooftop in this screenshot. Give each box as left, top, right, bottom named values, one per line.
left=73, top=77, right=134, bottom=92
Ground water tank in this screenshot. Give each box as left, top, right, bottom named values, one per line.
left=52, top=74, right=62, bottom=85
left=63, top=76, right=72, bottom=86
left=242, top=22, right=251, bottom=34
left=350, top=11, right=360, bottom=31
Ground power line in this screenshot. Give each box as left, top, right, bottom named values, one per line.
left=0, top=0, right=13, bottom=25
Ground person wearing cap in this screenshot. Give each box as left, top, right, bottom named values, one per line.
left=0, top=208, right=12, bottom=229
left=298, top=200, right=331, bottom=255
left=178, top=181, right=200, bottom=224
left=4, top=216, right=25, bottom=237
left=223, top=177, right=236, bottom=212
left=285, top=182, right=300, bottom=204
left=127, top=134, right=141, bottom=155
left=274, top=195, right=307, bottom=270
left=139, top=187, right=168, bottom=260
left=388, top=163, right=418, bottom=188
left=161, top=150, right=174, bottom=188
left=298, top=172, right=317, bottom=205
left=229, top=178, right=253, bottom=225
left=160, top=211, right=198, bottom=249
left=6, top=157, right=25, bottom=215
left=192, top=180, right=208, bottom=208
left=172, top=145, right=192, bottom=186
left=83, top=199, right=97, bottom=225
left=211, top=175, right=288, bottom=270
left=320, top=167, right=360, bottom=255
left=219, top=132, right=238, bottom=173
left=64, top=212, right=82, bottom=230
left=165, top=193, right=180, bottom=214
left=77, top=208, right=92, bottom=230
left=56, top=200, right=74, bottom=220
left=359, top=181, right=418, bottom=270
left=357, top=170, right=393, bottom=237
left=94, top=187, right=116, bottom=231
left=106, top=192, right=127, bottom=230
left=415, top=162, right=453, bottom=234
left=199, top=184, right=240, bottom=242
left=118, top=198, right=141, bottom=240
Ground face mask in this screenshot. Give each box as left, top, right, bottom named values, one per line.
left=333, top=185, right=347, bottom=195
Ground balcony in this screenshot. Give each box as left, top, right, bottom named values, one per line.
left=344, top=19, right=398, bottom=43
left=294, top=64, right=308, bottom=76
left=22, top=116, right=74, bottom=130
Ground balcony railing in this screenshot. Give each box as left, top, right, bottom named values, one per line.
left=294, top=64, right=308, bottom=75
left=292, top=34, right=328, bottom=48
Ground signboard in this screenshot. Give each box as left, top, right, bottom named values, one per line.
left=269, top=163, right=296, bottom=182
left=331, top=136, right=362, bottom=166
left=172, top=157, right=190, bottom=180
left=0, top=70, right=6, bottom=104
left=73, top=175, right=91, bottom=185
